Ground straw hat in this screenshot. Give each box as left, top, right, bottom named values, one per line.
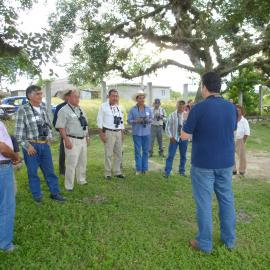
left=57, top=89, right=72, bottom=100
left=132, top=90, right=147, bottom=101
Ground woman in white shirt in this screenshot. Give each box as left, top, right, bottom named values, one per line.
left=234, top=105, right=250, bottom=176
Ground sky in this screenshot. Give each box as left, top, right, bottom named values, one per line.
left=6, top=0, right=200, bottom=93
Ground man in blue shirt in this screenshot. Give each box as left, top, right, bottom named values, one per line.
left=181, top=72, right=237, bottom=254
left=53, top=90, right=72, bottom=175
left=128, top=90, right=153, bottom=175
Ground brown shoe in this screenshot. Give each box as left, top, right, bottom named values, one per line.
left=189, top=239, right=200, bottom=251
left=189, top=239, right=212, bottom=254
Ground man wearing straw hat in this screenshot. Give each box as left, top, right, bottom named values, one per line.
left=128, top=90, right=153, bottom=175
left=53, top=89, right=72, bottom=175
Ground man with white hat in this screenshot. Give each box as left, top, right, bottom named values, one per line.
left=128, top=90, right=153, bottom=175
left=53, top=89, right=72, bottom=175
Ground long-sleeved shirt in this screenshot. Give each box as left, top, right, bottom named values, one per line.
left=97, top=102, right=124, bottom=130
left=151, top=107, right=167, bottom=126
left=0, top=121, right=14, bottom=161
left=165, top=110, right=186, bottom=142
left=15, top=102, right=52, bottom=150
left=128, top=105, right=153, bottom=136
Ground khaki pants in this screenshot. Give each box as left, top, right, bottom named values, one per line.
left=234, top=139, right=246, bottom=174
left=104, top=130, right=123, bottom=177
left=64, top=137, right=87, bottom=190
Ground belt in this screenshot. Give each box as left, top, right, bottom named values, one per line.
left=0, top=160, right=12, bottom=165
left=29, top=140, right=48, bottom=144
left=67, top=135, right=85, bottom=139
left=103, top=127, right=121, bottom=132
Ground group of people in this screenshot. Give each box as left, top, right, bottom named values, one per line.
left=0, top=71, right=250, bottom=254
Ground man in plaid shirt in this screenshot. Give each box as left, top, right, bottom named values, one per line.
left=15, top=85, right=65, bottom=203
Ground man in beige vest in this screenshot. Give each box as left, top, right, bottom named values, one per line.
left=55, top=90, right=89, bottom=191
left=97, top=89, right=125, bottom=180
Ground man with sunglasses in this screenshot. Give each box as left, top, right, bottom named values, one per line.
left=15, top=85, right=65, bottom=203
left=56, top=90, right=89, bottom=191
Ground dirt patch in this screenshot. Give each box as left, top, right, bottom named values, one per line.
left=237, top=209, right=252, bottom=224
left=236, top=151, right=270, bottom=181
left=80, top=195, right=107, bottom=205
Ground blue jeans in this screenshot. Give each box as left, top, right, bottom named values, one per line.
left=164, top=140, right=188, bottom=176
left=0, top=163, right=15, bottom=250
left=23, top=143, right=60, bottom=199
left=133, top=135, right=150, bottom=173
left=191, top=165, right=236, bottom=253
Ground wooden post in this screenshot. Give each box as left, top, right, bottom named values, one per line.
left=148, top=82, right=153, bottom=106
left=45, top=81, right=52, bottom=119
left=101, top=81, right=107, bottom=102
left=238, top=91, right=243, bottom=106
left=258, top=85, right=263, bottom=116
left=183, top=84, right=188, bottom=102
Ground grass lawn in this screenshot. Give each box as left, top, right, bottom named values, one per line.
left=1, top=129, right=270, bottom=269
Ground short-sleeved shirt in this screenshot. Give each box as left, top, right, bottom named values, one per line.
left=0, top=121, right=14, bottom=161
left=128, top=105, right=153, bottom=136
left=55, top=103, right=88, bottom=137
left=183, top=96, right=237, bottom=169
left=236, top=116, right=250, bottom=139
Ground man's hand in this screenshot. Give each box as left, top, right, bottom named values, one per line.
left=170, top=137, right=177, bottom=144
left=86, top=136, right=90, bottom=145
left=27, top=145, right=37, bottom=156
left=99, top=132, right=106, bottom=143
left=12, top=153, right=22, bottom=165
left=134, top=118, right=143, bottom=124
left=64, top=137, right=73, bottom=149
left=180, top=131, right=191, bottom=141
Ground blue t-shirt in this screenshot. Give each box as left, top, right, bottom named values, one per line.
left=183, top=96, right=237, bottom=169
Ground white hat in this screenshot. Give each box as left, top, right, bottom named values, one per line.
left=132, top=90, right=147, bottom=101
left=57, top=89, right=72, bottom=100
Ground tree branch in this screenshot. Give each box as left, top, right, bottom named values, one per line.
left=0, top=37, right=22, bottom=58
left=110, top=59, right=197, bottom=79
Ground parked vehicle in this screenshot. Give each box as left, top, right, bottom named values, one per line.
left=2, top=96, right=57, bottom=113
left=0, top=104, right=16, bottom=115
left=0, top=107, right=13, bottom=120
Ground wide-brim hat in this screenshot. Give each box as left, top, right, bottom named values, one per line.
left=57, top=89, right=72, bottom=100
left=132, top=90, right=147, bottom=101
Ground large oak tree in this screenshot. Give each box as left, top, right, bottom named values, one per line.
left=49, top=0, right=270, bottom=97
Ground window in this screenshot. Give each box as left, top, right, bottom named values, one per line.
left=161, top=89, right=165, bottom=96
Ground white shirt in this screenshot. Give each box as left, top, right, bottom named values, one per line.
left=97, top=102, right=124, bottom=130
left=236, top=116, right=250, bottom=139
left=33, top=106, right=41, bottom=114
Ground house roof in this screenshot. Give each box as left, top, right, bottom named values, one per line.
left=108, top=83, right=171, bottom=89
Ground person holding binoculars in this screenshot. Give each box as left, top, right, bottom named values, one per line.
left=15, top=85, right=65, bottom=203
left=128, top=90, right=153, bottom=175
left=56, top=90, right=90, bottom=191
left=97, top=89, right=125, bottom=180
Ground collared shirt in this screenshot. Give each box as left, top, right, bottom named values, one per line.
left=97, top=102, right=124, bottom=130
left=15, top=102, right=52, bottom=150
left=236, top=116, right=250, bottom=139
left=151, top=107, right=167, bottom=126
left=55, top=103, right=89, bottom=137
left=166, top=111, right=185, bottom=141
left=128, top=105, right=153, bottom=136
left=183, top=96, right=237, bottom=169
left=0, top=121, right=14, bottom=161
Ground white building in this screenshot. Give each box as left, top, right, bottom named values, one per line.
left=107, top=83, right=171, bottom=104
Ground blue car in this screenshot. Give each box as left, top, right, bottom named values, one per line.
left=2, top=96, right=56, bottom=114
